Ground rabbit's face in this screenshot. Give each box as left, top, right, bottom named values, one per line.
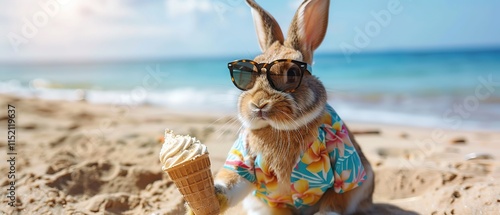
left=237, top=42, right=327, bottom=131
left=235, top=0, right=330, bottom=131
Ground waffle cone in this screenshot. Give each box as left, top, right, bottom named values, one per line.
left=165, top=153, right=220, bottom=215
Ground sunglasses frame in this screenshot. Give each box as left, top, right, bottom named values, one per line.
left=228, top=59, right=312, bottom=93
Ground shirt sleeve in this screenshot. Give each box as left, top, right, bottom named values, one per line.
left=223, top=133, right=256, bottom=183
left=325, top=113, right=366, bottom=194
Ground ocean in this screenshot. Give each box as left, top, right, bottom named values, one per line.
left=1, top=50, right=499, bottom=131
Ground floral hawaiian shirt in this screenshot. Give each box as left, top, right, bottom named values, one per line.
left=223, top=104, right=366, bottom=209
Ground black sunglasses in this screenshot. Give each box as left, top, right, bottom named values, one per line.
left=228, top=59, right=312, bottom=92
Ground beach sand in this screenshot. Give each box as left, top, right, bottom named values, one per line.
left=0, top=94, right=498, bottom=214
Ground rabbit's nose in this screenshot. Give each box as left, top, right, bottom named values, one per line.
left=250, top=101, right=269, bottom=111
left=250, top=101, right=270, bottom=119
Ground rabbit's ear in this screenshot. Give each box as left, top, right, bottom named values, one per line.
left=246, top=0, right=284, bottom=52
left=286, top=0, right=330, bottom=63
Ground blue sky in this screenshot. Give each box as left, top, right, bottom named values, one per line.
left=1, top=0, right=500, bottom=63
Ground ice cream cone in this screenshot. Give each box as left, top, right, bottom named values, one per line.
left=165, top=153, right=220, bottom=215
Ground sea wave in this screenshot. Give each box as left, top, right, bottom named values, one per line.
left=2, top=81, right=499, bottom=131
left=1, top=81, right=240, bottom=113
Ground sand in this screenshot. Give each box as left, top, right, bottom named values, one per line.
left=0, top=94, right=498, bottom=215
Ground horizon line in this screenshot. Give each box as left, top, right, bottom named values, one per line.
left=1, top=46, right=499, bottom=67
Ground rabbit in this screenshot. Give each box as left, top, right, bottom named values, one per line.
left=187, top=0, right=374, bottom=214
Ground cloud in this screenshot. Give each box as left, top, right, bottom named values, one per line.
left=0, top=0, right=255, bottom=62
left=2, top=0, right=500, bottom=63
left=165, top=0, right=213, bottom=18
left=0, top=0, right=190, bottom=62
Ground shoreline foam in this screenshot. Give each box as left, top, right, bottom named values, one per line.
left=2, top=86, right=499, bottom=132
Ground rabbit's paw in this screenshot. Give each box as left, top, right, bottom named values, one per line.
left=215, top=184, right=229, bottom=213
left=184, top=202, right=195, bottom=215
left=184, top=185, right=228, bottom=215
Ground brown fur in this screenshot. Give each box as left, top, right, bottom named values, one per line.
left=285, top=0, right=330, bottom=64
left=247, top=116, right=322, bottom=183
left=212, top=1, right=374, bottom=214
left=245, top=0, right=284, bottom=51
left=216, top=168, right=245, bottom=190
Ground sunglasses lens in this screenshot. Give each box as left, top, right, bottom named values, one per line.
left=268, top=62, right=303, bottom=92
left=231, top=62, right=257, bottom=90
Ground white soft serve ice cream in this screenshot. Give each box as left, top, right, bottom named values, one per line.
left=159, top=129, right=208, bottom=170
